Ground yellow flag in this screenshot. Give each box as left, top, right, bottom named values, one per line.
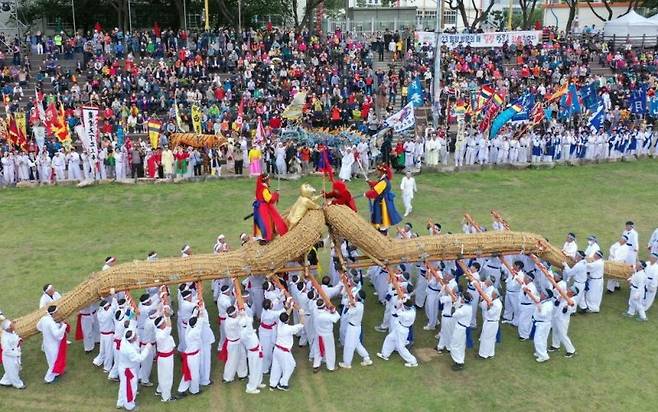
left=191, top=105, right=202, bottom=134
left=15, top=111, right=27, bottom=137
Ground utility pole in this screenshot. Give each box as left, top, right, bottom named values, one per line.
left=432, top=0, right=442, bottom=127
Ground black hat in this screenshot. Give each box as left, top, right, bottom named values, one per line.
left=181, top=290, right=192, bottom=299
left=567, top=232, right=576, bottom=240
left=220, top=284, right=230, bottom=293
left=125, top=329, right=135, bottom=340
left=577, top=250, right=586, bottom=258
left=227, top=305, right=237, bottom=316
left=626, top=221, right=634, bottom=226
left=595, top=250, right=604, bottom=258
left=139, top=293, right=150, bottom=303
left=316, top=299, right=326, bottom=309
left=100, top=299, right=109, bottom=307
left=47, top=305, right=57, bottom=315
left=117, top=298, right=127, bottom=306
left=154, top=316, right=165, bottom=328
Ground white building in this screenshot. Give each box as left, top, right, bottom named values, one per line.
left=543, top=2, right=641, bottom=32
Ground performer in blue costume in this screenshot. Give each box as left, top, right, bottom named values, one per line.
left=364, top=163, right=402, bottom=229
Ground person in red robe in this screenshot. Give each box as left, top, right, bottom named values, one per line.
left=323, top=176, right=357, bottom=212
left=146, top=148, right=161, bottom=178
left=252, top=174, right=288, bottom=241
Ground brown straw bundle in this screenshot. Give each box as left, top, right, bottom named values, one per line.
left=12, top=210, right=324, bottom=339
left=324, top=205, right=633, bottom=279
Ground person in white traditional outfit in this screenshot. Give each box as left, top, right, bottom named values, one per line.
left=16, top=152, right=31, bottom=181
left=67, top=150, right=82, bottom=180
left=339, top=146, right=355, bottom=181
left=36, top=151, right=51, bottom=183
left=51, top=150, right=67, bottom=181
left=1, top=152, right=16, bottom=184
left=403, top=139, right=415, bottom=169
left=0, top=317, right=26, bottom=389
left=424, top=134, right=439, bottom=166
left=275, top=143, right=286, bottom=175
left=478, top=290, right=502, bottom=359
left=36, top=305, right=68, bottom=383
left=116, top=329, right=152, bottom=410
left=607, top=234, right=631, bottom=293
left=561, top=233, right=578, bottom=258
left=357, top=140, right=369, bottom=171
left=155, top=314, right=177, bottom=402
left=399, top=170, right=417, bottom=217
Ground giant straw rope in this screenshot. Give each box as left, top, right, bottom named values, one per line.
left=11, top=206, right=633, bottom=339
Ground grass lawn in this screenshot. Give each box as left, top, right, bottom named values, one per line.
left=1, top=160, right=657, bottom=412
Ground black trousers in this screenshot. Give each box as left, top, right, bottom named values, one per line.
left=234, top=159, right=243, bottom=175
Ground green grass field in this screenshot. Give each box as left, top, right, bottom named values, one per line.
left=1, top=160, right=657, bottom=412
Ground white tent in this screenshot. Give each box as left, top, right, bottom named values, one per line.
left=603, top=10, right=658, bottom=45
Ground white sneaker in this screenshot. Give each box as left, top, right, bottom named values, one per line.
left=246, top=388, right=261, bottom=394
left=338, top=362, right=351, bottom=369
left=404, top=362, right=418, bottom=368
left=360, top=358, right=373, bottom=366
left=536, top=357, right=549, bottom=363
left=422, top=325, right=433, bottom=331
left=376, top=353, right=389, bottom=361
left=258, top=384, right=267, bottom=389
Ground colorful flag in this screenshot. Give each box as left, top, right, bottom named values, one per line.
left=44, top=102, right=71, bottom=143
left=385, top=102, right=416, bottom=132
left=147, top=118, right=162, bottom=149
left=560, top=84, right=581, bottom=118
left=7, top=115, right=27, bottom=151
left=14, top=111, right=27, bottom=137
left=408, top=78, right=425, bottom=107
left=191, top=105, right=202, bottom=133
left=580, top=81, right=600, bottom=112
left=546, top=83, right=569, bottom=103
left=511, top=93, right=535, bottom=121
left=489, top=101, right=524, bottom=139
left=530, top=102, right=545, bottom=126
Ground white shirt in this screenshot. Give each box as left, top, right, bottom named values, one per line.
left=400, top=176, right=417, bottom=197
left=562, top=240, right=578, bottom=258
left=274, top=322, right=304, bottom=350
left=155, top=326, right=176, bottom=353
left=39, top=291, right=61, bottom=308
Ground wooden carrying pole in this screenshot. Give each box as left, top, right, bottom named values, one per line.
left=385, top=265, right=406, bottom=301
left=487, top=212, right=540, bottom=304
left=269, top=273, right=300, bottom=311
left=490, top=209, right=511, bottom=231
left=303, top=263, right=335, bottom=310
left=463, top=213, right=481, bottom=232
left=231, top=277, right=245, bottom=311
left=488, top=211, right=568, bottom=305
left=330, top=237, right=357, bottom=307
left=425, top=263, right=457, bottom=302
left=499, top=257, right=540, bottom=304
left=456, top=260, right=493, bottom=306
left=529, top=254, right=575, bottom=306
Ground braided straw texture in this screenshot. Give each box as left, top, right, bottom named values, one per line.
left=324, top=205, right=633, bottom=278
left=13, top=210, right=324, bottom=339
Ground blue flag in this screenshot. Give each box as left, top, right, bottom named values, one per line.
left=580, top=82, right=600, bottom=112
left=560, top=84, right=581, bottom=118
left=490, top=101, right=524, bottom=139
left=588, top=101, right=605, bottom=130
left=408, top=78, right=425, bottom=108
left=650, top=96, right=658, bottom=116
left=511, top=93, right=535, bottom=121
left=630, top=87, right=647, bottom=114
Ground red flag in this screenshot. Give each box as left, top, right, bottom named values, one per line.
left=8, top=115, right=27, bottom=151
left=44, top=103, right=70, bottom=143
